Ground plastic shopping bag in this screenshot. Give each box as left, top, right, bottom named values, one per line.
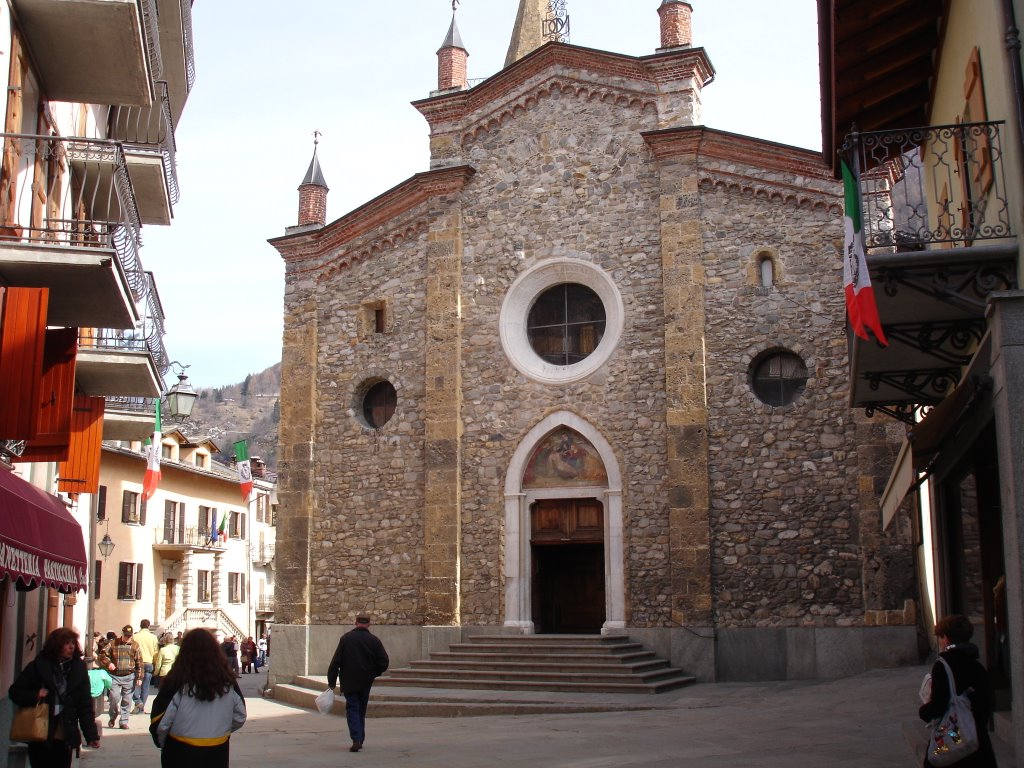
left=314, top=687, right=335, bottom=715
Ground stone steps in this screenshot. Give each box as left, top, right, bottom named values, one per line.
left=376, top=634, right=694, bottom=695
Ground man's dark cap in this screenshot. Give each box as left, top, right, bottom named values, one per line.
left=355, top=615, right=371, bottom=624
left=122, top=625, right=133, bottom=634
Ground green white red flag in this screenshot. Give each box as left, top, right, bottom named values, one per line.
left=842, top=158, right=888, bottom=345
left=234, top=439, right=254, bottom=503
left=142, top=400, right=162, bottom=500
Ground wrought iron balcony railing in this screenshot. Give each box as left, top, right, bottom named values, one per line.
left=140, top=0, right=163, bottom=84
left=106, top=81, right=180, bottom=205
left=104, top=395, right=157, bottom=415
left=78, top=272, right=169, bottom=375
left=843, top=121, right=1012, bottom=252
left=179, top=0, right=197, bottom=94
left=154, top=526, right=228, bottom=549
left=0, top=132, right=146, bottom=301
left=255, top=598, right=275, bottom=613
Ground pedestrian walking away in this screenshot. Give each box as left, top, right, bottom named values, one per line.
left=133, top=619, right=159, bottom=713
left=153, top=632, right=180, bottom=688
left=149, top=628, right=246, bottom=768
left=327, top=614, right=389, bottom=753
left=97, top=624, right=142, bottom=729
left=9, top=627, right=101, bottom=768
left=919, top=614, right=999, bottom=767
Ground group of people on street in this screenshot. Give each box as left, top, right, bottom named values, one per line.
left=14, top=611, right=1001, bottom=766
left=217, top=634, right=268, bottom=676
left=11, top=622, right=249, bottom=767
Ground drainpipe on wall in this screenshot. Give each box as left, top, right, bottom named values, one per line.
left=1001, top=0, right=1024, bottom=188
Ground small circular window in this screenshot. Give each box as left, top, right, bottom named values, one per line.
left=750, top=351, right=808, bottom=406
left=527, top=283, right=606, bottom=365
left=362, top=381, right=397, bottom=427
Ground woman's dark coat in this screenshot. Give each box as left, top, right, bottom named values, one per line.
left=9, top=652, right=99, bottom=751
left=918, top=643, right=998, bottom=767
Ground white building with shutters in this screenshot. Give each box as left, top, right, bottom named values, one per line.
left=87, top=433, right=276, bottom=644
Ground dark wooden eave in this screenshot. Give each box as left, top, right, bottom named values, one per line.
left=818, top=0, right=946, bottom=173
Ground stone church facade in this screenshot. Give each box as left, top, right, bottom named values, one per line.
left=268, top=1, right=918, bottom=683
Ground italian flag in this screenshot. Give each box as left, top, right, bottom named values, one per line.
left=842, top=158, right=888, bottom=346
left=142, top=400, right=162, bottom=500
left=218, top=511, right=227, bottom=540
left=234, top=439, right=254, bottom=503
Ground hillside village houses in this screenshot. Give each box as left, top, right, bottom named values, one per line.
left=268, top=0, right=919, bottom=696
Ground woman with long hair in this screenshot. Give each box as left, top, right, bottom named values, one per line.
left=9, top=627, right=101, bottom=768
left=149, top=629, right=246, bottom=768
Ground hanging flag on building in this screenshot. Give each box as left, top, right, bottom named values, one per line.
left=842, top=158, right=888, bottom=346
left=142, top=401, right=162, bottom=500
left=234, top=439, right=254, bottom=502
left=218, top=511, right=228, bottom=542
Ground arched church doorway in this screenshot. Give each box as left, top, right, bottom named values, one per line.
left=531, top=498, right=605, bottom=634
left=504, top=413, right=624, bottom=634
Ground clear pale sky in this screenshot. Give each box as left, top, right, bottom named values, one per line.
left=143, top=1, right=822, bottom=389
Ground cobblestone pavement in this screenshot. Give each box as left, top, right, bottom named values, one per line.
left=78, top=665, right=1013, bottom=768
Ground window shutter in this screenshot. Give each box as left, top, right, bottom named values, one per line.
left=134, top=562, right=144, bottom=600
left=0, top=287, right=47, bottom=438
left=240, top=513, right=246, bottom=539
left=117, top=562, right=129, bottom=599
left=97, top=485, right=107, bottom=521
left=15, top=327, right=77, bottom=462
left=139, top=497, right=147, bottom=526
left=94, top=560, right=102, bottom=600
left=122, top=491, right=132, bottom=523
left=57, top=395, right=105, bottom=493
left=177, top=503, right=186, bottom=543
left=241, top=574, right=246, bottom=602
left=163, top=500, right=174, bottom=543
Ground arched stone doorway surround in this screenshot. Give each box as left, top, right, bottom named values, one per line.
left=503, top=410, right=625, bottom=633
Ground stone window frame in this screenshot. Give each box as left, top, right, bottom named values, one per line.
left=360, top=299, right=390, bottom=335
left=748, top=347, right=810, bottom=407
left=748, top=248, right=781, bottom=290
left=499, top=258, right=625, bottom=385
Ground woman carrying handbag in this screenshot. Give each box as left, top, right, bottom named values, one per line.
left=919, top=614, right=998, bottom=767
left=8, top=627, right=101, bottom=768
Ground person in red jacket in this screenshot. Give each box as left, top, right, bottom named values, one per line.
left=326, top=615, right=389, bottom=753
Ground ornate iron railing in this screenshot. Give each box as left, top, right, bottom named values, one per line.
left=255, top=598, right=275, bottom=613
left=153, top=525, right=228, bottom=548
left=0, top=132, right=146, bottom=300
left=544, top=0, right=570, bottom=43
left=78, top=271, right=168, bottom=374
left=843, top=121, right=1012, bottom=251
left=178, top=0, right=197, bottom=93
left=139, top=0, right=163, bottom=83
left=103, top=395, right=156, bottom=414
left=106, top=81, right=180, bottom=205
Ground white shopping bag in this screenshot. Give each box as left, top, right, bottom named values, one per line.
left=314, top=687, right=335, bottom=715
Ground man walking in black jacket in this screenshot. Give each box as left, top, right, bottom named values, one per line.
left=327, top=614, right=389, bottom=753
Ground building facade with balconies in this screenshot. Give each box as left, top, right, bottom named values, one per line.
left=90, top=434, right=275, bottom=646
left=0, top=0, right=197, bottom=758
left=819, top=0, right=1024, bottom=758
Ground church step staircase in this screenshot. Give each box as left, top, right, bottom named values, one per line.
left=375, top=634, right=695, bottom=694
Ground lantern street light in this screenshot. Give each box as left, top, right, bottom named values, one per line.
left=97, top=534, right=115, bottom=560
left=165, top=361, right=198, bottom=420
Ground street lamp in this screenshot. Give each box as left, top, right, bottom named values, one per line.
left=165, top=361, right=198, bottom=420
left=97, top=534, right=115, bottom=560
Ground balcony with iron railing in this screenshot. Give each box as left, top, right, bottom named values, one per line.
left=842, top=121, right=1018, bottom=417
left=105, top=81, right=179, bottom=225
left=157, top=0, right=197, bottom=125
left=153, top=526, right=229, bottom=554
left=252, top=543, right=276, bottom=565
left=254, top=598, right=275, bottom=614
left=0, top=132, right=145, bottom=331
left=11, top=0, right=160, bottom=108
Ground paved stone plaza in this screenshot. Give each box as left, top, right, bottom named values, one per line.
left=77, top=665, right=1016, bottom=768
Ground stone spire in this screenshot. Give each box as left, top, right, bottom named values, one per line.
left=297, top=133, right=328, bottom=228
left=437, top=11, right=469, bottom=91
left=505, top=0, right=549, bottom=67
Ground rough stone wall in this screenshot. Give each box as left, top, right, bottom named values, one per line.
left=456, top=84, right=673, bottom=626
left=306, top=212, right=435, bottom=625
left=698, top=159, right=905, bottom=628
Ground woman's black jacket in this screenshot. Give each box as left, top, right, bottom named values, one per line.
left=918, top=643, right=998, bottom=768
left=8, top=652, right=99, bottom=749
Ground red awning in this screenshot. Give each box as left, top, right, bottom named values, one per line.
left=0, top=467, right=87, bottom=593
